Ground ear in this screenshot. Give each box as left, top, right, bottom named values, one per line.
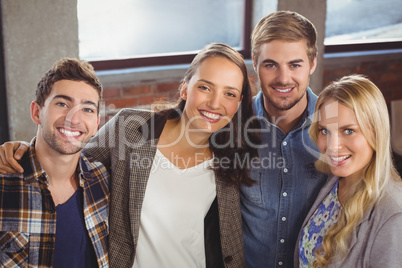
left=252, top=55, right=257, bottom=73
left=309, top=56, right=317, bottom=75
left=92, top=115, right=100, bottom=136
left=30, top=101, right=41, bottom=125
left=180, top=81, right=188, bottom=100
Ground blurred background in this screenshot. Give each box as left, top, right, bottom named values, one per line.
left=1, top=0, right=402, bottom=171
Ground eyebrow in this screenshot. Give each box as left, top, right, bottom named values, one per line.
left=317, top=123, right=359, bottom=129
left=198, top=79, right=241, bottom=93
left=261, top=58, right=305, bottom=65
left=53, top=94, right=98, bottom=108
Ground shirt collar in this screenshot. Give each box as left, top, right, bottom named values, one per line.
left=21, top=137, right=91, bottom=185
left=253, top=87, right=318, bottom=130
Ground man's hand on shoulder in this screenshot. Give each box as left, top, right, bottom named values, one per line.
left=0, top=141, right=29, bottom=174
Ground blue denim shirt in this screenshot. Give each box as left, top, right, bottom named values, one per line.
left=241, top=88, right=327, bottom=268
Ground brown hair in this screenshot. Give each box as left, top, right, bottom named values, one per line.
left=36, top=58, right=103, bottom=109
left=159, top=43, right=260, bottom=187
left=251, top=10, right=318, bottom=64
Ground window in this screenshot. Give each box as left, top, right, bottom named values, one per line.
left=78, top=0, right=252, bottom=70
left=325, top=0, right=402, bottom=52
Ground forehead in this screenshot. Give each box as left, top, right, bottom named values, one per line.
left=258, top=39, right=309, bottom=61
left=191, top=57, right=243, bottom=88
left=318, top=100, right=357, bottom=126
left=48, top=80, right=100, bottom=102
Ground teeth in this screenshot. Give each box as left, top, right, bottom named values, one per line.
left=330, top=155, right=350, bottom=162
left=274, top=87, right=293, bottom=93
left=59, top=128, right=81, bottom=137
left=200, top=111, right=221, bottom=120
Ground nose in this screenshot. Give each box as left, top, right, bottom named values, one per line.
left=327, top=132, right=342, bottom=154
left=207, top=92, right=221, bottom=110
left=276, top=67, right=291, bottom=85
left=65, top=105, right=83, bottom=126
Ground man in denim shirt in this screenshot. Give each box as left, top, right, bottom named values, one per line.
left=241, top=11, right=327, bottom=267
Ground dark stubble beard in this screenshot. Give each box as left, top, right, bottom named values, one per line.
left=266, top=89, right=307, bottom=111
left=41, top=126, right=84, bottom=155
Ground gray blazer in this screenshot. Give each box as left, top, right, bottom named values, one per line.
left=84, top=109, right=245, bottom=268
left=294, top=175, right=402, bottom=267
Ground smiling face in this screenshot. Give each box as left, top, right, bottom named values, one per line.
left=180, top=56, right=243, bottom=135
left=31, top=80, right=100, bottom=155
left=254, top=39, right=316, bottom=114
left=317, top=100, right=374, bottom=182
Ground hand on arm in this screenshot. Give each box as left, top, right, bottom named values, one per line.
left=0, top=141, right=29, bottom=174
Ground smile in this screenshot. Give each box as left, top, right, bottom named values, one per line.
left=199, top=110, right=222, bottom=121
left=58, top=128, right=82, bottom=137
left=330, top=155, right=351, bottom=162
left=274, top=87, right=294, bottom=93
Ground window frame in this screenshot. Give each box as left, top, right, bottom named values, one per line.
left=325, top=39, right=402, bottom=54
left=90, top=0, right=252, bottom=71
left=0, top=3, right=10, bottom=143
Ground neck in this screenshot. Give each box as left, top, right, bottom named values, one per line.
left=264, top=97, right=308, bottom=135
left=34, top=138, right=81, bottom=185
left=164, top=118, right=211, bottom=148
left=157, top=118, right=213, bottom=169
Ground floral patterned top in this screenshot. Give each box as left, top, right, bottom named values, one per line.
left=299, top=181, right=342, bottom=267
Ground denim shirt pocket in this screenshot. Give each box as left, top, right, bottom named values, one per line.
left=241, top=169, right=263, bottom=205
left=0, top=231, right=29, bottom=267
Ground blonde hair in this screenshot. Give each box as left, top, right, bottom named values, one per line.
left=308, top=74, right=400, bottom=267
left=251, top=10, right=317, bottom=65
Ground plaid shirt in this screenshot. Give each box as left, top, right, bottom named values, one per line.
left=0, top=138, right=109, bottom=268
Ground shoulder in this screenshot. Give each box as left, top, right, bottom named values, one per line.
left=111, top=108, right=154, bottom=125
left=79, top=154, right=110, bottom=181
left=363, top=179, right=402, bottom=231
left=252, top=91, right=264, bottom=116
left=377, top=179, right=402, bottom=215
left=306, top=87, right=318, bottom=116
left=0, top=173, right=25, bottom=186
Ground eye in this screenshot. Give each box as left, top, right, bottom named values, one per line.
left=226, top=92, right=237, bottom=98
left=56, top=102, right=68, bottom=107
left=83, top=107, right=96, bottom=113
left=198, top=85, right=210, bottom=91
left=264, top=63, right=276, bottom=69
left=344, top=129, right=354, bottom=135
left=319, top=128, right=329, bottom=135
left=290, top=64, right=301, bottom=68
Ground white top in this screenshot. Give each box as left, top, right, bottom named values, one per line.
left=133, top=149, right=216, bottom=268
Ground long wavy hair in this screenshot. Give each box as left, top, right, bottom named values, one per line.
left=308, top=74, right=401, bottom=267
left=156, top=43, right=260, bottom=187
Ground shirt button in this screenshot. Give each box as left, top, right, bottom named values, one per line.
left=278, top=261, right=283, bottom=265
left=282, top=217, right=287, bottom=221
left=283, top=192, right=288, bottom=197
left=280, top=239, right=285, bottom=243
left=283, top=168, right=288, bottom=173
left=282, top=141, right=287, bottom=146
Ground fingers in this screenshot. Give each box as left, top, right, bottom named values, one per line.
left=14, top=142, right=29, bottom=161
left=0, top=141, right=27, bottom=174
left=0, top=151, right=20, bottom=174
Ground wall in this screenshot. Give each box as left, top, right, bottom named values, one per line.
left=1, top=0, right=79, bottom=141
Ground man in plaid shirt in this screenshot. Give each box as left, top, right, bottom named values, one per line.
left=0, top=58, right=109, bottom=267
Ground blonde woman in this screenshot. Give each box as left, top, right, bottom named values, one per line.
left=295, top=74, right=402, bottom=267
